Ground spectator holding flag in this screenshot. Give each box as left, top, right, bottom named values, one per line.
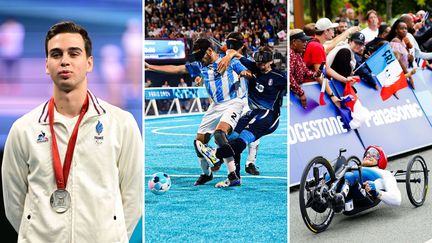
left=303, top=18, right=357, bottom=106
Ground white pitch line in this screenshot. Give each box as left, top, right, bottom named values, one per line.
left=156, top=144, right=188, bottom=148
left=145, top=174, right=287, bottom=180
left=145, top=118, right=193, bottom=125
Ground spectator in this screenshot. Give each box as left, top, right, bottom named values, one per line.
left=145, top=79, right=152, bottom=88
left=361, top=10, right=380, bottom=43
left=399, top=16, right=432, bottom=69
left=336, top=18, right=349, bottom=35
left=303, top=18, right=356, bottom=104
left=365, top=24, right=391, bottom=58
left=178, top=78, right=189, bottom=111
left=162, top=80, right=170, bottom=87
left=400, top=13, right=432, bottom=52
left=290, top=29, right=320, bottom=108
left=326, top=32, right=366, bottom=84
left=346, top=8, right=359, bottom=27
left=386, top=19, right=416, bottom=88
left=303, top=23, right=315, bottom=37
left=178, top=78, right=187, bottom=87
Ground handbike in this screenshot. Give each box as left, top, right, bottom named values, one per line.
left=298, top=148, right=429, bottom=233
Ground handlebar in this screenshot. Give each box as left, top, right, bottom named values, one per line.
left=339, top=148, right=347, bottom=158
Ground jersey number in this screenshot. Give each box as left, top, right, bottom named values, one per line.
left=255, top=83, right=264, bottom=93
left=231, top=112, right=238, bottom=120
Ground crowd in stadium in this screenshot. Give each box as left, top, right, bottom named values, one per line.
left=145, top=0, right=287, bottom=69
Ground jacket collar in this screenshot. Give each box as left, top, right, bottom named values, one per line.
left=38, top=90, right=106, bottom=125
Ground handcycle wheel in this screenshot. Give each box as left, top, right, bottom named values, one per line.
left=299, top=156, right=336, bottom=233
left=406, top=155, right=428, bottom=207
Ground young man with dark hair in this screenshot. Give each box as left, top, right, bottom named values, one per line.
left=2, top=21, right=142, bottom=242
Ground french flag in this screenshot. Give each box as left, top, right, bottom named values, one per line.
left=417, top=58, right=428, bottom=69
left=365, top=43, right=408, bottom=101
left=319, top=65, right=327, bottom=106
left=337, top=82, right=370, bottom=130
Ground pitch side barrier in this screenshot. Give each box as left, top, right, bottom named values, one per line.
left=290, top=71, right=432, bottom=186
left=144, top=87, right=209, bottom=117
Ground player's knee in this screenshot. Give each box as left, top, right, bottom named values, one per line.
left=214, top=129, right=229, bottom=147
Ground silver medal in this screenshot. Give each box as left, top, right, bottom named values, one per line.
left=50, top=189, right=71, bottom=213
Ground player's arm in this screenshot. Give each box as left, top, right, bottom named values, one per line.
left=117, top=112, right=143, bottom=238
left=324, top=26, right=361, bottom=54
left=145, top=61, right=188, bottom=74
left=2, top=123, right=29, bottom=232
left=217, top=49, right=243, bottom=73
left=376, top=174, right=402, bottom=206
left=232, top=57, right=253, bottom=79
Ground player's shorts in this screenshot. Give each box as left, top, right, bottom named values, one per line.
left=197, top=98, right=243, bottom=134
left=234, top=109, right=280, bottom=142
left=240, top=96, right=250, bottom=115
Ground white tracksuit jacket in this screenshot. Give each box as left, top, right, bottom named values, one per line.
left=2, top=91, right=142, bottom=243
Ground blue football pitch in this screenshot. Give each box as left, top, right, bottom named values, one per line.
left=144, top=109, right=287, bottom=242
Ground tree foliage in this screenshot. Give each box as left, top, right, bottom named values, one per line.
left=304, top=0, right=429, bottom=23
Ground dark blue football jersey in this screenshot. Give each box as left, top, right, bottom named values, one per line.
left=239, top=57, right=287, bottom=114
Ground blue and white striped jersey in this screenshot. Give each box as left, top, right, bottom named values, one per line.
left=185, top=56, right=247, bottom=104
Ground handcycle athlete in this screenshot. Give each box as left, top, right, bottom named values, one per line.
left=300, top=145, right=428, bottom=233
left=329, top=146, right=401, bottom=214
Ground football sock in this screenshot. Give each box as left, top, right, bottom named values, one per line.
left=246, top=139, right=259, bottom=165
left=200, top=158, right=211, bottom=176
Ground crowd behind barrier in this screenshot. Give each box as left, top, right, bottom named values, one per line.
left=290, top=69, right=432, bottom=186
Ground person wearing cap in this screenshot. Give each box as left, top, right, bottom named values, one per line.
left=361, top=10, right=380, bottom=43
left=332, top=145, right=401, bottom=213
left=303, top=17, right=358, bottom=104
left=289, top=29, right=321, bottom=108
left=145, top=38, right=253, bottom=187
left=326, top=32, right=365, bottom=88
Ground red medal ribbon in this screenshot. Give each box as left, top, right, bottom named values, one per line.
left=48, top=95, right=89, bottom=189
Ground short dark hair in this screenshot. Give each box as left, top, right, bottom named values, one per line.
left=45, top=21, right=92, bottom=57
left=378, top=24, right=389, bottom=36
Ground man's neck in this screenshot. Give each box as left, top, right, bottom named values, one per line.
left=316, top=35, right=327, bottom=44
left=53, top=87, right=88, bottom=118
left=369, top=25, right=378, bottom=31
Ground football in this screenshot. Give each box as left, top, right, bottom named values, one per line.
left=148, top=172, right=171, bottom=195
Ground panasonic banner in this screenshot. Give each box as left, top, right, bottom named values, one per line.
left=290, top=72, right=432, bottom=186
